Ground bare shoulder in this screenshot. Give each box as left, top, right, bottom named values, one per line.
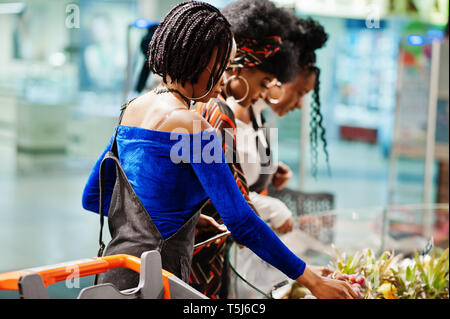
left=123, top=92, right=213, bottom=134
left=160, top=109, right=213, bottom=134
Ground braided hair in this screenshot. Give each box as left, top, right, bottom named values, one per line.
left=292, top=17, right=329, bottom=178
left=136, top=24, right=158, bottom=93
left=148, top=1, right=233, bottom=95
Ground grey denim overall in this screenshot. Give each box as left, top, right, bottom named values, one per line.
left=95, top=101, right=208, bottom=291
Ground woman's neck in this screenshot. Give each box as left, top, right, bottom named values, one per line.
left=156, top=85, right=191, bottom=109
left=227, top=97, right=251, bottom=124
left=252, top=98, right=268, bottom=115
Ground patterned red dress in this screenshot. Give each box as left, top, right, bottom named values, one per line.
left=189, top=95, right=260, bottom=298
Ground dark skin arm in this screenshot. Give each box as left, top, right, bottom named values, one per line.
left=124, top=97, right=355, bottom=299
left=272, top=162, right=293, bottom=190
left=195, top=214, right=228, bottom=246
left=297, top=267, right=358, bottom=299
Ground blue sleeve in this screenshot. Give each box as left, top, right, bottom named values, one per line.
left=190, top=132, right=306, bottom=280
left=81, top=134, right=116, bottom=216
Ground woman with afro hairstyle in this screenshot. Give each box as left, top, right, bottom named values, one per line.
left=230, top=17, right=330, bottom=241
left=192, top=0, right=356, bottom=299
left=265, top=17, right=330, bottom=178
left=229, top=15, right=334, bottom=296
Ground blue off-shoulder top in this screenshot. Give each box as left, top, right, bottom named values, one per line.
left=82, top=125, right=306, bottom=280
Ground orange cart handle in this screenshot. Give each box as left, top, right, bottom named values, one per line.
left=0, top=254, right=143, bottom=291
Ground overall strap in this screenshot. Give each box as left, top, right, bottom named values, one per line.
left=97, top=97, right=136, bottom=258
left=94, top=151, right=120, bottom=285
left=248, top=105, right=260, bottom=132
left=96, top=98, right=188, bottom=259
left=110, top=98, right=136, bottom=156
left=97, top=152, right=114, bottom=257
left=249, top=105, right=271, bottom=155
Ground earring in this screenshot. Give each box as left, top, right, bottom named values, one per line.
left=267, top=81, right=285, bottom=105
left=224, top=75, right=249, bottom=103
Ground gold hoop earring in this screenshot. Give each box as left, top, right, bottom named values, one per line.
left=185, top=66, right=215, bottom=102
left=188, top=85, right=214, bottom=101
left=224, top=75, right=249, bottom=103
left=267, top=81, right=285, bottom=105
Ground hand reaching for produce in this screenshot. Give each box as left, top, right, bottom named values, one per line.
left=296, top=267, right=358, bottom=299
left=331, top=273, right=366, bottom=299
left=288, top=247, right=449, bottom=299
left=272, top=162, right=293, bottom=190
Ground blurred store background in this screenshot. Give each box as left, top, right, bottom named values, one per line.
left=0, top=0, right=448, bottom=298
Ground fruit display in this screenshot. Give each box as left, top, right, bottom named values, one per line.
left=287, top=282, right=316, bottom=299
left=284, top=246, right=449, bottom=299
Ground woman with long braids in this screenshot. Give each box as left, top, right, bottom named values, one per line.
left=82, top=1, right=233, bottom=290
left=191, top=0, right=354, bottom=299
left=228, top=15, right=332, bottom=295
left=80, top=1, right=356, bottom=298
left=231, top=17, right=330, bottom=236
left=191, top=0, right=297, bottom=297
left=265, top=17, right=331, bottom=178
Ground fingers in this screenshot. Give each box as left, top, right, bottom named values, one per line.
left=343, top=281, right=358, bottom=299
left=278, top=162, right=292, bottom=177
left=277, top=162, right=288, bottom=172
left=287, top=218, right=294, bottom=231
left=276, top=219, right=293, bottom=234
left=204, top=215, right=218, bottom=227
left=197, top=214, right=211, bottom=228
left=286, top=169, right=293, bottom=180
left=276, top=223, right=286, bottom=233
left=273, top=172, right=292, bottom=189
left=277, top=226, right=288, bottom=234
left=206, top=241, right=220, bottom=247
left=321, top=268, right=333, bottom=277
left=201, top=215, right=227, bottom=232
left=281, top=224, right=293, bottom=233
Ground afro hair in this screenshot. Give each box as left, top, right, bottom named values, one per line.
left=221, top=0, right=299, bottom=83
left=289, top=17, right=329, bottom=68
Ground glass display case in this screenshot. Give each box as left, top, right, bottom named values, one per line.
left=228, top=203, right=449, bottom=299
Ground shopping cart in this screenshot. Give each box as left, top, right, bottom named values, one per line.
left=0, top=250, right=207, bottom=299
left=268, top=185, right=336, bottom=244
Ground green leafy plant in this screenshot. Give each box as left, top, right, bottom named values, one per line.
left=327, top=246, right=449, bottom=299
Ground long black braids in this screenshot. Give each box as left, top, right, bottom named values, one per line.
left=148, top=1, right=233, bottom=96
left=291, top=17, right=330, bottom=178
left=309, top=66, right=330, bottom=178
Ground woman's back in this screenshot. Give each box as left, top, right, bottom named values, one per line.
left=120, top=90, right=211, bottom=133
left=82, top=90, right=221, bottom=239
left=82, top=91, right=308, bottom=279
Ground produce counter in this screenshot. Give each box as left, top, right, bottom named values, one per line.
left=228, top=204, right=449, bottom=299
